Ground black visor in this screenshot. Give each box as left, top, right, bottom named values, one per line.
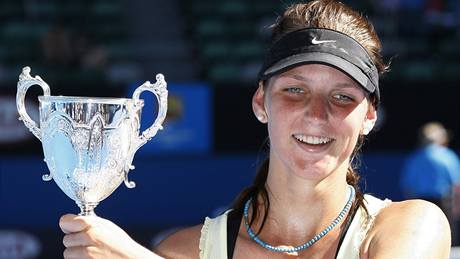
left=258, top=28, right=380, bottom=102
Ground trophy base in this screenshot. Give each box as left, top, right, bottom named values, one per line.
left=76, top=201, right=99, bottom=216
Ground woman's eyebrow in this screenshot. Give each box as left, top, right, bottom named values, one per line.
left=279, top=73, right=312, bottom=82
left=280, top=74, right=358, bottom=89
left=333, top=82, right=359, bottom=89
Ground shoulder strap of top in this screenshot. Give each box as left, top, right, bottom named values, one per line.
left=226, top=209, right=243, bottom=259
left=334, top=201, right=360, bottom=258
left=199, top=211, right=231, bottom=259
left=335, top=194, right=392, bottom=259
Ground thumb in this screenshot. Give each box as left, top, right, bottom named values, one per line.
left=59, top=214, right=93, bottom=234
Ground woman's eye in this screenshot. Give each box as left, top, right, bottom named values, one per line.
left=285, top=87, right=304, bottom=94
left=333, top=94, right=354, bottom=102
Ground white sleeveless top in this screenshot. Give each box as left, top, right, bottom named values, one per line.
left=199, top=194, right=391, bottom=259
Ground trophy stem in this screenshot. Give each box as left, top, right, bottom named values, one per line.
left=76, top=201, right=99, bottom=216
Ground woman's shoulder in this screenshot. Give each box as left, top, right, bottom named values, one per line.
left=154, top=224, right=203, bottom=259
left=361, top=199, right=451, bottom=258
left=373, top=199, right=449, bottom=230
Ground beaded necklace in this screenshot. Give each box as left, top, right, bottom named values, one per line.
left=243, top=185, right=356, bottom=254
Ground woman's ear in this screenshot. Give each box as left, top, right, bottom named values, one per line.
left=252, top=82, right=267, bottom=123
left=362, top=105, right=377, bottom=135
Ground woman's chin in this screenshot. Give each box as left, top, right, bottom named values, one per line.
left=290, top=159, right=339, bottom=181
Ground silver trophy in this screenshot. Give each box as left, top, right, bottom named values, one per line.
left=16, top=66, right=168, bottom=216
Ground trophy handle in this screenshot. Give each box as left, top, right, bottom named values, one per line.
left=16, top=66, right=51, bottom=141
left=123, top=74, right=167, bottom=188
left=132, top=73, right=168, bottom=148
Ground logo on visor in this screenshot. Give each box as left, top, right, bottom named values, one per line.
left=311, top=37, right=336, bottom=45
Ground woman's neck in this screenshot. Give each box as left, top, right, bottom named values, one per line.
left=249, top=158, right=351, bottom=246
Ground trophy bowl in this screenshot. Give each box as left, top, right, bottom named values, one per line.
left=16, top=67, right=168, bottom=216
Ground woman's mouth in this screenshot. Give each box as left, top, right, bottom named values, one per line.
left=292, top=134, right=335, bottom=152
left=293, top=134, right=334, bottom=145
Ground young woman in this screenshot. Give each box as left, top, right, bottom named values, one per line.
left=59, top=1, right=451, bottom=258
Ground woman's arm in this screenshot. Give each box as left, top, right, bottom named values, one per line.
left=153, top=225, right=202, bottom=259
left=361, top=200, right=451, bottom=259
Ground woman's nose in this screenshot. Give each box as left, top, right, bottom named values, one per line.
left=305, top=95, right=329, bottom=123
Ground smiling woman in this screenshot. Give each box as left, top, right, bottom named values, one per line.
left=58, top=1, right=452, bottom=259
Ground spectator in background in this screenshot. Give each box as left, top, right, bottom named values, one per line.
left=41, top=25, right=108, bottom=70
left=41, top=25, right=76, bottom=67
left=400, top=121, right=460, bottom=244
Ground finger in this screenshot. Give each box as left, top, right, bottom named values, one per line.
left=63, top=231, right=96, bottom=248
left=63, top=246, right=93, bottom=259
left=59, top=214, right=78, bottom=234
left=60, top=214, right=94, bottom=234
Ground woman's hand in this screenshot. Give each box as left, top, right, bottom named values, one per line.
left=59, top=214, right=161, bottom=259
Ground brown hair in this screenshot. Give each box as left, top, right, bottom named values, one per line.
left=231, top=0, right=388, bottom=233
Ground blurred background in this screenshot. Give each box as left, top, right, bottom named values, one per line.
left=0, top=0, right=459, bottom=258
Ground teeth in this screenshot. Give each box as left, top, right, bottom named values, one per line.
left=294, top=134, right=332, bottom=145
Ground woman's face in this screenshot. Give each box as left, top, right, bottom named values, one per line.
left=253, top=64, right=377, bottom=181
